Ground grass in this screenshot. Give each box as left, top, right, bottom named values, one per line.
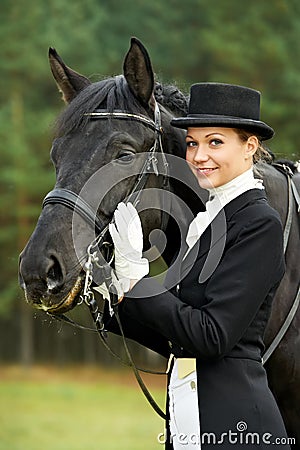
left=0, top=365, right=166, bottom=450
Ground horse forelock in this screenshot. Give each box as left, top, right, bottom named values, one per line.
left=54, top=76, right=139, bottom=137
left=54, top=75, right=187, bottom=138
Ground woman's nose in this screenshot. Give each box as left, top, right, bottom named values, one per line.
left=193, top=145, right=209, bottom=163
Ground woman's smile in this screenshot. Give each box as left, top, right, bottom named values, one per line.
left=195, top=167, right=218, bottom=176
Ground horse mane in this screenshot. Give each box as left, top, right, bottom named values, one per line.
left=154, top=82, right=188, bottom=116
left=54, top=75, right=188, bottom=137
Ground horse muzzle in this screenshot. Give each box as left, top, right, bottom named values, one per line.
left=19, top=244, right=84, bottom=313
left=19, top=273, right=84, bottom=314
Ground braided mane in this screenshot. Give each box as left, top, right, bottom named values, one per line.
left=154, top=83, right=188, bottom=116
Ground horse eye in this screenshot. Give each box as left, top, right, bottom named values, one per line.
left=116, top=150, right=135, bottom=163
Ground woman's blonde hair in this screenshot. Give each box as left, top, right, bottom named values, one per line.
left=234, top=129, right=273, bottom=164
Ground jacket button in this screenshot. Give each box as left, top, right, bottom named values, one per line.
left=190, top=381, right=196, bottom=391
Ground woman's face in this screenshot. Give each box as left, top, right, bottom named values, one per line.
left=185, top=127, right=258, bottom=189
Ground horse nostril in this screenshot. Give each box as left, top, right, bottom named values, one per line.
left=46, top=256, right=64, bottom=292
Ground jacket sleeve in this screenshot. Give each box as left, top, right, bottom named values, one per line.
left=103, top=302, right=171, bottom=358
left=121, top=214, right=285, bottom=360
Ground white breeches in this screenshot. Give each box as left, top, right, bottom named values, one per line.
left=168, top=359, right=201, bottom=449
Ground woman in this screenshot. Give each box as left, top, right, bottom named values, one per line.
left=105, top=83, right=290, bottom=449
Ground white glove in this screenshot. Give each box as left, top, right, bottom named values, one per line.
left=109, top=202, right=149, bottom=291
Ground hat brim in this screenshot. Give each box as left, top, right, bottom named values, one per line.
left=171, top=115, right=274, bottom=140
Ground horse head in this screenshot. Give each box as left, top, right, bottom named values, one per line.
left=19, top=38, right=199, bottom=314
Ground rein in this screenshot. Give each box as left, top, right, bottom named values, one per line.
left=43, top=101, right=168, bottom=419
left=262, top=163, right=300, bottom=364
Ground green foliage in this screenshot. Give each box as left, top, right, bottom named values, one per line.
left=0, top=0, right=299, bottom=357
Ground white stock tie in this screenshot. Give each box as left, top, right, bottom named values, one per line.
left=186, top=168, right=264, bottom=250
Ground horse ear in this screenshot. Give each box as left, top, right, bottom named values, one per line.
left=123, top=37, right=155, bottom=107
left=48, top=47, right=91, bottom=104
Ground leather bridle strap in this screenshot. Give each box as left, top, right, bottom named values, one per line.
left=85, top=110, right=161, bottom=132
left=43, top=188, right=105, bottom=235
left=110, top=302, right=167, bottom=419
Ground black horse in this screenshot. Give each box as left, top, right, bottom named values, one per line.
left=18, top=38, right=300, bottom=447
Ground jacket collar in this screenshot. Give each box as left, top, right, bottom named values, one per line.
left=223, top=188, right=267, bottom=221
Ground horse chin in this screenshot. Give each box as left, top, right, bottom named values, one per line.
left=31, top=276, right=84, bottom=314
left=47, top=276, right=84, bottom=314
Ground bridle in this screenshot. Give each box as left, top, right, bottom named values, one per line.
left=43, top=101, right=168, bottom=238
left=42, top=101, right=169, bottom=419
left=43, top=100, right=170, bottom=306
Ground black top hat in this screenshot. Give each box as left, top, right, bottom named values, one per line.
left=171, top=83, right=274, bottom=140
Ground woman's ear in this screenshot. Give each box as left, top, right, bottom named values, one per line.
left=245, top=135, right=259, bottom=159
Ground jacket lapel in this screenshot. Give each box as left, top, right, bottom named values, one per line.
left=180, top=189, right=268, bottom=280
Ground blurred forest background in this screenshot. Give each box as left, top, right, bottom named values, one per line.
left=1, top=0, right=300, bottom=367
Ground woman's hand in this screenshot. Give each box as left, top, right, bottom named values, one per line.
left=109, top=202, right=149, bottom=292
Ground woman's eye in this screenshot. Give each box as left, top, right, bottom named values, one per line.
left=210, top=139, right=223, bottom=147
left=116, top=151, right=135, bottom=163
left=186, top=141, right=197, bottom=148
